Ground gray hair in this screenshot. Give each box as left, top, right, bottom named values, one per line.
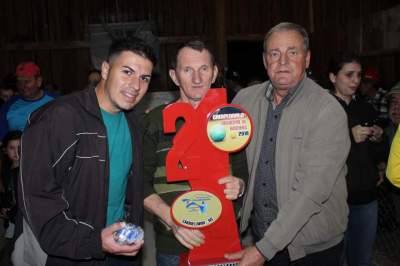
left=263, top=22, right=310, bottom=52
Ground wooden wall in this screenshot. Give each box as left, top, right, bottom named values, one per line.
left=0, top=0, right=399, bottom=93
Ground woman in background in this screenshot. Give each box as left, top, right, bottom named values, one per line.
left=328, top=53, right=386, bottom=266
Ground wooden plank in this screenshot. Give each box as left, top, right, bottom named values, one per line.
left=214, top=0, right=227, bottom=68
left=74, top=48, right=92, bottom=92
left=0, top=36, right=216, bottom=51
left=361, top=48, right=400, bottom=57
left=0, top=51, right=15, bottom=77
left=6, top=0, right=34, bottom=42
left=50, top=49, right=81, bottom=94
left=0, top=41, right=90, bottom=51
left=33, top=0, right=50, bottom=42
left=228, top=34, right=264, bottom=41
left=35, top=50, right=53, bottom=85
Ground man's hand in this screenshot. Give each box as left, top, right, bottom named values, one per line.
left=369, top=125, right=383, bottom=142
left=0, top=208, right=10, bottom=219
left=101, top=222, right=144, bottom=256
left=377, top=162, right=386, bottom=186
left=144, top=194, right=205, bottom=249
left=351, top=125, right=373, bottom=143
left=218, top=175, right=245, bottom=200
left=225, top=246, right=266, bottom=266
left=171, top=224, right=205, bottom=249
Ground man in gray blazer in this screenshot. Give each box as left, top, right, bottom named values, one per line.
left=225, top=22, right=350, bottom=266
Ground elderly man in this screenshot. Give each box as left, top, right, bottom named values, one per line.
left=384, top=81, right=400, bottom=143
left=226, top=22, right=350, bottom=266
left=143, top=40, right=247, bottom=266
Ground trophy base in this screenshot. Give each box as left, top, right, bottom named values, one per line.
left=180, top=253, right=240, bottom=266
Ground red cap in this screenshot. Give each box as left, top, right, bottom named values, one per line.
left=15, top=62, right=41, bottom=78
left=364, top=68, right=379, bottom=82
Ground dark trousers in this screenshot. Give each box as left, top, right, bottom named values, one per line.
left=266, top=241, right=343, bottom=266
left=106, top=254, right=140, bottom=266
left=345, top=201, right=377, bottom=266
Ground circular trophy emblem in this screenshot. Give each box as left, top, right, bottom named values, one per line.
left=171, top=190, right=222, bottom=229
left=207, top=105, right=252, bottom=152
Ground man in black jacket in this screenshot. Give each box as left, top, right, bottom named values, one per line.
left=13, top=37, right=156, bottom=266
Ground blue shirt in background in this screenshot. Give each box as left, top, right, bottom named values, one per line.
left=0, top=91, right=56, bottom=139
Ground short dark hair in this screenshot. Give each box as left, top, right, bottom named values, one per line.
left=1, top=130, right=22, bottom=166
left=2, top=130, right=22, bottom=148
left=264, top=22, right=310, bottom=52
left=170, top=40, right=216, bottom=69
left=87, top=69, right=100, bottom=76
left=108, top=37, right=157, bottom=66
left=328, top=52, right=361, bottom=76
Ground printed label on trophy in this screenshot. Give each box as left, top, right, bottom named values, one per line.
left=171, top=190, right=222, bottom=229
left=207, top=106, right=252, bottom=152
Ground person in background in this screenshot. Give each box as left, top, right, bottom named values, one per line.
left=383, top=81, right=400, bottom=228
left=13, top=37, right=156, bottom=266
left=0, top=75, right=17, bottom=106
left=226, top=22, right=350, bottom=266
left=359, top=67, right=388, bottom=123
left=0, top=62, right=56, bottom=140
left=386, top=82, right=400, bottom=189
left=387, top=129, right=400, bottom=189
left=329, top=52, right=386, bottom=266
left=384, top=81, right=400, bottom=143
left=0, top=130, right=21, bottom=266
left=44, top=83, right=62, bottom=95
left=224, top=68, right=243, bottom=103
left=87, top=69, right=102, bottom=89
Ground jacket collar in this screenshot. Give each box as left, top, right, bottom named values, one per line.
left=78, top=86, right=103, bottom=119
left=79, top=86, right=136, bottom=120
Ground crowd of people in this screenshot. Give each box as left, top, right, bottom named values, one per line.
left=0, top=21, right=399, bottom=266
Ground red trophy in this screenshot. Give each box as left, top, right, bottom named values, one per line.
left=163, top=88, right=252, bottom=265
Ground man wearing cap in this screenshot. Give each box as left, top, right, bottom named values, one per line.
left=359, top=67, right=388, bottom=122
left=0, top=62, right=56, bottom=140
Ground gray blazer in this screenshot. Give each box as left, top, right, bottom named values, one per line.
left=233, top=77, right=350, bottom=261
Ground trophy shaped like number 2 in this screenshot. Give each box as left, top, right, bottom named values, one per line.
left=163, top=88, right=253, bottom=265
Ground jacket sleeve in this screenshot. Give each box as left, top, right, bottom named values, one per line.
left=230, top=150, right=249, bottom=216
left=387, top=126, right=400, bottom=188
left=18, top=105, right=104, bottom=260
left=255, top=99, right=350, bottom=260
left=142, top=112, right=161, bottom=199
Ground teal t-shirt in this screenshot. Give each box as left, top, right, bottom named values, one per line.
left=101, top=109, right=133, bottom=226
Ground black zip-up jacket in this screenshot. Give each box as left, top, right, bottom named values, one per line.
left=17, top=87, right=144, bottom=265
left=333, top=94, right=387, bottom=204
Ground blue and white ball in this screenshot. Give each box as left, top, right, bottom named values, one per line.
left=209, top=124, right=226, bottom=142
left=114, top=223, right=144, bottom=245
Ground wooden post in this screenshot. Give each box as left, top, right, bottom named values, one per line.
left=214, top=0, right=227, bottom=70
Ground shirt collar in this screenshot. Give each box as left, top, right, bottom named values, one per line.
left=265, top=75, right=306, bottom=106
